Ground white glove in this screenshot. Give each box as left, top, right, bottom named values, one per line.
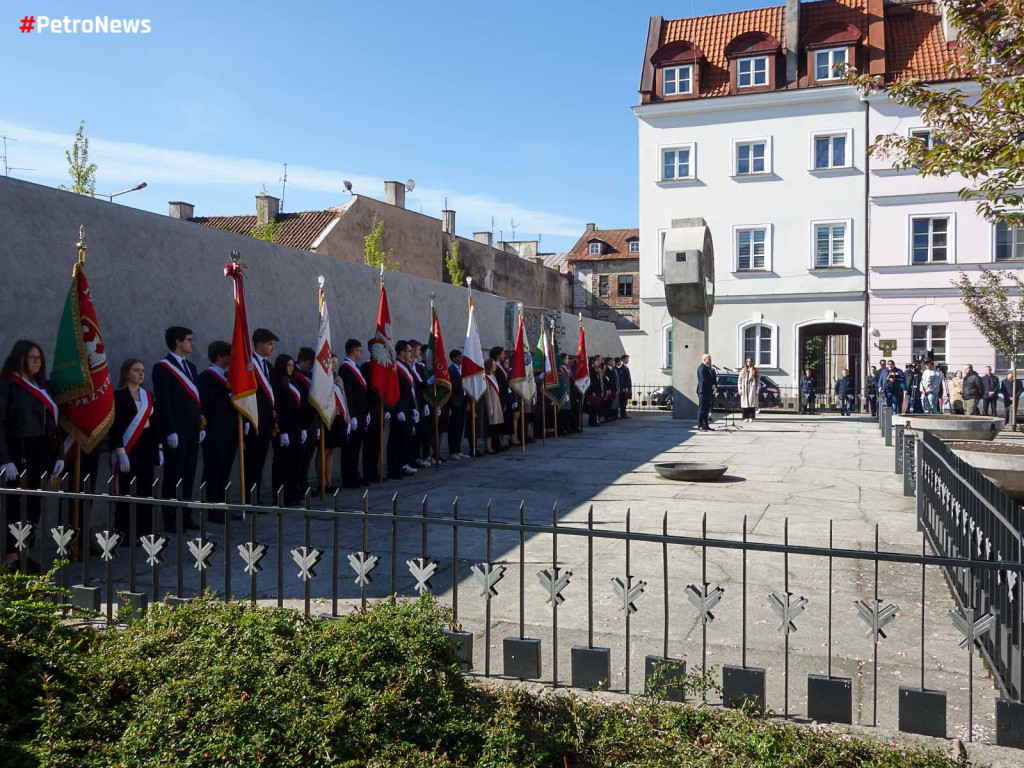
left=53, top=460, right=65, bottom=477
left=0, top=462, right=17, bottom=481
left=300, top=430, right=308, bottom=444
left=384, top=412, right=391, bottom=422
left=412, top=409, right=420, bottom=424
left=244, top=422, right=251, bottom=436
left=314, top=428, right=320, bottom=440
left=512, top=401, right=519, bottom=411
left=280, top=433, right=291, bottom=448
left=167, top=433, right=179, bottom=450
left=158, top=450, right=164, bottom=467
left=114, top=448, right=130, bottom=473
left=365, top=414, right=371, bottom=427
left=397, top=412, right=406, bottom=422
left=199, top=430, right=206, bottom=444
left=349, top=417, right=358, bottom=432
left=532, top=397, right=536, bottom=406
left=423, top=405, right=431, bottom=417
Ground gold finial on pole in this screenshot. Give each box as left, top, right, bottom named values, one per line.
left=466, top=275, right=473, bottom=311
left=76, top=225, right=86, bottom=264
left=318, top=275, right=326, bottom=313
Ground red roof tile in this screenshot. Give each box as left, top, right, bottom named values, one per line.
left=885, top=1, right=961, bottom=83
left=192, top=209, right=341, bottom=251
left=567, top=229, right=640, bottom=262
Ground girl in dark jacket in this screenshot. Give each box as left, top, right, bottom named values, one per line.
left=271, top=355, right=305, bottom=505
left=109, top=359, right=162, bottom=534
left=0, top=340, right=64, bottom=569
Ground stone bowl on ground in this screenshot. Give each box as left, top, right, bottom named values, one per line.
left=903, top=414, right=1004, bottom=441
left=945, top=441, right=1024, bottom=503
left=655, top=462, right=729, bottom=482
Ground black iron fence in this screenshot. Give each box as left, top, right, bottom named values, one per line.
left=627, top=383, right=866, bottom=415
left=3, top=473, right=1024, bottom=747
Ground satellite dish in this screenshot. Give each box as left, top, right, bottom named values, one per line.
left=343, top=180, right=353, bottom=194
left=405, top=178, right=416, bottom=193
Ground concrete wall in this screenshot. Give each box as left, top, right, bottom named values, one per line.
left=0, top=177, right=621, bottom=377
left=455, top=234, right=572, bottom=313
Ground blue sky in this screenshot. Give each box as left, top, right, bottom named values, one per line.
left=2, top=0, right=769, bottom=251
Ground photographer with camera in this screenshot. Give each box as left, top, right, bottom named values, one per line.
left=882, top=360, right=905, bottom=413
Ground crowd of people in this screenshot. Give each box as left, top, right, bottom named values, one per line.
left=1, top=333, right=634, bottom=567
left=865, top=358, right=1022, bottom=428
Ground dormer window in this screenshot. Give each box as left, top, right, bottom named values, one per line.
left=663, top=65, right=692, bottom=96
left=628, top=240, right=640, bottom=254
left=814, top=48, right=847, bottom=80
left=737, top=57, right=768, bottom=88
left=588, top=242, right=602, bottom=256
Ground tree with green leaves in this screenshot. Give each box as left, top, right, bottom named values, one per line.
left=953, top=268, right=1024, bottom=427
left=445, top=240, right=465, bottom=286
left=59, top=119, right=97, bottom=196
left=363, top=214, right=398, bottom=272
left=848, top=1, right=1024, bottom=226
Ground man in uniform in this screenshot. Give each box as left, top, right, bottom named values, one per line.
left=360, top=339, right=383, bottom=483
left=388, top=341, right=418, bottom=479
left=293, top=347, right=319, bottom=494
left=338, top=339, right=368, bottom=488
left=617, top=355, right=633, bottom=420
left=447, top=349, right=467, bottom=459
left=245, top=327, right=278, bottom=502
left=198, top=340, right=236, bottom=509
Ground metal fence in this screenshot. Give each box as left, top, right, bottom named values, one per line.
left=627, top=383, right=865, bottom=414
left=3, top=474, right=1024, bottom=747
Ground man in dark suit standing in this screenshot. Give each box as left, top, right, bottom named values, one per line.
left=198, top=340, right=237, bottom=507
left=617, top=356, right=633, bottom=420
left=360, top=340, right=383, bottom=483
left=447, top=349, right=467, bottom=459
left=388, top=341, right=417, bottom=479
left=293, top=347, right=318, bottom=493
left=696, top=353, right=717, bottom=432
left=152, top=326, right=203, bottom=529
left=245, top=328, right=278, bottom=503
left=339, top=339, right=368, bottom=488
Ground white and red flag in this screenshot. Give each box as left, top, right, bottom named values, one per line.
left=573, top=318, right=591, bottom=396
left=309, top=277, right=337, bottom=425
left=368, top=273, right=400, bottom=407
left=224, top=259, right=259, bottom=431
left=462, top=303, right=486, bottom=401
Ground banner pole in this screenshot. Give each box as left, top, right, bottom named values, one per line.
left=320, top=418, right=327, bottom=500
left=237, top=413, right=246, bottom=504
left=521, top=396, right=526, bottom=452
left=72, top=444, right=82, bottom=558
left=379, top=402, right=385, bottom=481
left=434, top=407, right=440, bottom=471
left=471, top=399, right=477, bottom=458
left=541, top=378, right=547, bottom=444
left=553, top=390, right=559, bottom=439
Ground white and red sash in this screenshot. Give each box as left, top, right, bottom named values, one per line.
left=397, top=362, right=415, bottom=387
left=205, top=366, right=229, bottom=389
left=252, top=354, right=275, bottom=407
left=486, top=374, right=500, bottom=396
left=122, top=389, right=153, bottom=456
left=295, top=370, right=312, bottom=390
left=342, top=359, right=366, bottom=389
left=288, top=382, right=302, bottom=408
left=156, top=358, right=201, bottom=407
left=12, top=374, right=58, bottom=425
left=333, top=384, right=349, bottom=422
left=411, top=363, right=423, bottom=384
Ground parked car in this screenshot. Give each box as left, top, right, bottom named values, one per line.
left=713, top=373, right=781, bottom=411
left=650, top=386, right=674, bottom=410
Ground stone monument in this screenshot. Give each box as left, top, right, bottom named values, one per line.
left=662, top=218, right=715, bottom=420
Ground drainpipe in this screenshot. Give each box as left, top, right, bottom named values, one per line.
left=863, top=97, right=871, bottom=411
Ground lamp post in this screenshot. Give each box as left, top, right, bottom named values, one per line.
left=97, top=182, right=147, bottom=202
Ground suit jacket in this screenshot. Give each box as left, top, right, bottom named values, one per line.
left=339, top=360, right=369, bottom=424
left=618, top=364, right=633, bottom=390
left=0, top=377, right=59, bottom=466
left=448, top=363, right=465, bottom=410
left=696, top=363, right=717, bottom=396
left=293, top=369, right=319, bottom=430
left=836, top=376, right=855, bottom=397
left=982, top=374, right=1001, bottom=397
left=151, top=354, right=202, bottom=441
left=494, top=362, right=511, bottom=409
left=272, top=377, right=303, bottom=438
left=110, top=387, right=161, bottom=466
left=251, top=354, right=276, bottom=437
left=392, top=362, right=416, bottom=417
left=413, top=360, right=429, bottom=407
left=198, top=367, right=236, bottom=443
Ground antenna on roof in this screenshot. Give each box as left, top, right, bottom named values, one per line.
left=278, top=163, right=288, bottom=212
left=343, top=180, right=354, bottom=195
left=510, top=218, right=518, bottom=241
left=0, top=135, right=32, bottom=177
left=490, top=216, right=495, bottom=236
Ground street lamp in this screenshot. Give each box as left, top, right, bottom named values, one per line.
left=97, top=182, right=147, bottom=202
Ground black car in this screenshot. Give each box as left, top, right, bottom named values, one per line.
left=713, top=373, right=781, bottom=411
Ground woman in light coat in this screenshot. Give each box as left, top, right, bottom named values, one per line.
left=739, top=357, right=759, bottom=422
left=484, top=359, right=505, bottom=454
left=950, top=370, right=964, bottom=415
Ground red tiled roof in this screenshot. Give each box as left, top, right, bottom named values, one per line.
left=192, top=209, right=341, bottom=251
left=567, top=228, right=640, bottom=262
left=885, top=1, right=961, bottom=82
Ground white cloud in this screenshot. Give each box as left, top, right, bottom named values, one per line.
left=0, top=120, right=583, bottom=238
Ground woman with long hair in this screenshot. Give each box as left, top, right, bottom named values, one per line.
left=110, top=359, right=162, bottom=534
left=271, top=354, right=304, bottom=505
left=739, top=357, right=759, bottom=422
left=0, top=340, right=64, bottom=570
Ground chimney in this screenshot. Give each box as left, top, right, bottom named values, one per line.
left=585, top=223, right=597, bottom=232
left=939, top=4, right=959, bottom=43
left=867, top=0, right=886, bottom=76
left=785, top=0, right=800, bottom=84
left=384, top=180, right=405, bottom=209
left=442, top=209, right=456, bottom=236
left=473, top=231, right=493, bottom=247
left=168, top=201, right=194, bottom=220
left=256, top=194, right=280, bottom=226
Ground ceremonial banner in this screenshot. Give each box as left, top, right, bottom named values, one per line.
left=51, top=261, right=114, bottom=452
left=509, top=314, right=536, bottom=402
left=462, top=304, right=486, bottom=402
left=309, top=287, right=337, bottom=425
left=224, top=260, right=259, bottom=431
left=533, top=319, right=557, bottom=387
left=424, top=306, right=452, bottom=409
left=573, top=321, right=590, bottom=395
left=545, top=336, right=569, bottom=406
left=369, top=278, right=400, bottom=407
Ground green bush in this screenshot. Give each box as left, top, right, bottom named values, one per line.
left=0, top=570, right=964, bottom=768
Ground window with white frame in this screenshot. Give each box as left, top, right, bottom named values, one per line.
left=912, top=324, right=947, bottom=366
left=911, top=216, right=950, bottom=263
left=736, top=140, right=767, bottom=175
left=628, top=239, right=639, bottom=254
left=814, top=48, right=847, bottom=81
left=742, top=324, right=774, bottom=368
left=737, top=56, right=768, bottom=88
left=663, top=65, right=692, bottom=96
left=910, top=128, right=945, bottom=150
left=662, top=324, right=674, bottom=370
left=661, top=146, right=693, bottom=181
left=813, top=221, right=847, bottom=267
left=735, top=227, right=768, bottom=271
left=813, top=132, right=848, bottom=169
left=996, top=221, right=1024, bottom=262
left=588, top=241, right=601, bottom=256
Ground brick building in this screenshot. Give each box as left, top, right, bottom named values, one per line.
left=567, top=224, right=640, bottom=330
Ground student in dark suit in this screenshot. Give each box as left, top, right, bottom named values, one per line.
left=198, top=340, right=236, bottom=507
left=152, top=326, right=202, bottom=529
left=270, top=354, right=304, bottom=506
left=293, top=347, right=319, bottom=494
left=618, top=355, right=633, bottom=420
left=388, top=341, right=418, bottom=479
left=696, top=353, right=718, bottom=431
left=245, top=328, right=278, bottom=503
left=588, top=356, right=603, bottom=427
left=408, top=340, right=436, bottom=466
left=360, top=342, right=383, bottom=483
left=0, top=340, right=64, bottom=569
left=447, top=349, right=467, bottom=459
left=110, top=359, right=162, bottom=534
left=339, top=339, right=368, bottom=488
